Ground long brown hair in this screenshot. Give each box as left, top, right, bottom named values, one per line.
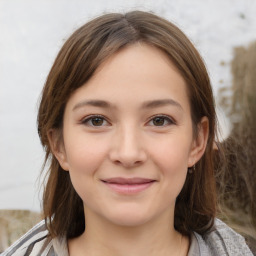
left=37, top=10, right=217, bottom=238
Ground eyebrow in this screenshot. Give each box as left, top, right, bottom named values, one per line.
left=72, top=100, right=112, bottom=111
left=72, top=99, right=183, bottom=111
left=141, top=99, right=183, bottom=110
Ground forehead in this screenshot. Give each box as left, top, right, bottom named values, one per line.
left=66, top=43, right=190, bottom=113
left=94, top=43, right=183, bottom=82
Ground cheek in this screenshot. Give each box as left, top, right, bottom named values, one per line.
left=63, top=135, right=110, bottom=203
left=149, top=136, right=192, bottom=170
left=156, top=150, right=189, bottom=184
left=147, top=136, right=191, bottom=192
left=64, top=133, right=110, bottom=175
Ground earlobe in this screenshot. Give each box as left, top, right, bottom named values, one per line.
left=47, top=129, right=69, bottom=171
left=188, top=116, right=209, bottom=167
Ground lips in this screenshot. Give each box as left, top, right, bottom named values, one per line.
left=101, top=177, right=156, bottom=194
left=102, top=177, right=155, bottom=184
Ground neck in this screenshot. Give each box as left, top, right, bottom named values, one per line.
left=68, top=208, right=188, bottom=256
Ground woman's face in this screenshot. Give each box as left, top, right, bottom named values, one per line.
left=53, top=44, right=208, bottom=227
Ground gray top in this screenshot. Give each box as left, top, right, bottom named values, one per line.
left=2, top=219, right=253, bottom=256
left=188, top=219, right=254, bottom=255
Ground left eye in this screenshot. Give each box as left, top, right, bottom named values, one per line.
left=81, top=116, right=109, bottom=127
left=148, top=116, right=174, bottom=126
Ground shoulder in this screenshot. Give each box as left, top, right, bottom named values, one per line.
left=1, top=220, right=55, bottom=256
left=192, top=218, right=253, bottom=256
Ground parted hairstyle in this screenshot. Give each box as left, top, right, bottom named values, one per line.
left=38, top=10, right=217, bottom=239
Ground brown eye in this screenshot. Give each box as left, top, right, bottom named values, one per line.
left=153, top=117, right=165, bottom=126
left=81, top=115, right=109, bottom=127
left=91, top=117, right=104, bottom=126
left=148, top=115, right=175, bottom=127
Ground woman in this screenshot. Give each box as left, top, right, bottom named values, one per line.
left=3, top=11, right=253, bottom=256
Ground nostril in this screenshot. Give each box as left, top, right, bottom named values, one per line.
left=112, top=159, right=144, bottom=168
left=113, top=160, right=122, bottom=166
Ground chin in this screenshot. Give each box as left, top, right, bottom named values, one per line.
left=110, top=216, right=151, bottom=227
left=104, top=207, right=154, bottom=227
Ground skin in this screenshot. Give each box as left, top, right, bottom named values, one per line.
left=49, top=43, right=209, bottom=256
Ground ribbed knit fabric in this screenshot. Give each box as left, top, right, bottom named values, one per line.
left=2, top=219, right=253, bottom=256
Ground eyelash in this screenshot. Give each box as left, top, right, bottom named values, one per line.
left=80, top=114, right=176, bottom=127
left=147, top=115, right=176, bottom=127
left=81, top=115, right=109, bottom=127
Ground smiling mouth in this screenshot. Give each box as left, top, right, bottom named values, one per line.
left=101, top=177, right=156, bottom=194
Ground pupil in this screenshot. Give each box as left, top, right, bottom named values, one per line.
left=92, top=117, right=103, bottom=126
left=153, top=117, right=164, bottom=126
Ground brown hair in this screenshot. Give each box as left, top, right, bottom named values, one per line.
left=38, top=10, right=217, bottom=238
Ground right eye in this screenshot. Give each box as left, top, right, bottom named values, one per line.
left=81, top=115, right=109, bottom=127
left=147, top=115, right=176, bottom=127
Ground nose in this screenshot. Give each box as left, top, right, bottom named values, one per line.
left=109, top=125, right=147, bottom=168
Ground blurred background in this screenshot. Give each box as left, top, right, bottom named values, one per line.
left=0, top=0, right=256, bottom=252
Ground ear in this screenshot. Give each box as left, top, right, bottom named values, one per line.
left=47, top=129, right=69, bottom=171
left=188, top=116, right=209, bottom=167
